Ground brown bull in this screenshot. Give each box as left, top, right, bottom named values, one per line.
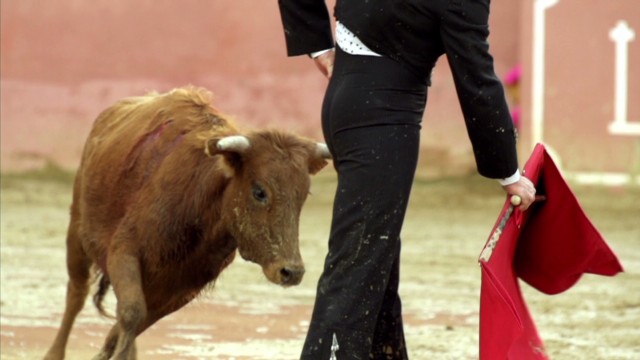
left=43, top=86, right=331, bottom=360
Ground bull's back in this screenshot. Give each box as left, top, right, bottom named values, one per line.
left=73, top=87, right=236, bottom=243
left=81, top=88, right=216, bottom=173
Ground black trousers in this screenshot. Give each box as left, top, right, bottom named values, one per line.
left=301, top=48, right=428, bottom=359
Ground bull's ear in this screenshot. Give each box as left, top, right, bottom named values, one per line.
left=204, top=135, right=251, bottom=174
left=308, top=143, right=332, bottom=175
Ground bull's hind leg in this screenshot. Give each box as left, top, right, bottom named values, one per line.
left=106, top=250, right=147, bottom=360
left=44, top=221, right=92, bottom=360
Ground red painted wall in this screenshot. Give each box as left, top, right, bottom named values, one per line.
left=10, top=0, right=607, bottom=179
left=1, top=1, right=324, bottom=170
left=519, top=0, right=640, bottom=179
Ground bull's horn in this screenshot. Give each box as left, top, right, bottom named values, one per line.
left=217, top=135, right=251, bottom=153
left=316, top=143, right=332, bottom=159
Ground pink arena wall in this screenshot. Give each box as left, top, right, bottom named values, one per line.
left=3, top=0, right=636, bottom=183
left=518, top=0, right=640, bottom=184
left=0, top=0, right=520, bottom=175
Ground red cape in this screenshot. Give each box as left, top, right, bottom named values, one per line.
left=478, top=143, right=623, bottom=359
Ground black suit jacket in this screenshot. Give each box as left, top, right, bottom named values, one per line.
left=278, top=0, right=519, bottom=179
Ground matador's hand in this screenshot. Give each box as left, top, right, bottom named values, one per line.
left=502, top=176, right=536, bottom=211
left=313, top=49, right=335, bottom=79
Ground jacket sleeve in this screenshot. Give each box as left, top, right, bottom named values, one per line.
left=440, top=0, right=519, bottom=179
left=278, top=0, right=335, bottom=56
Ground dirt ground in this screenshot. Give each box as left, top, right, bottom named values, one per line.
left=1, top=168, right=639, bottom=359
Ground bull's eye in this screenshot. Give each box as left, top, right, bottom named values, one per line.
left=252, top=185, right=268, bottom=203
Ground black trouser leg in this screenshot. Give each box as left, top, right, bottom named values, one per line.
left=301, top=124, right=420, bottom=360
left=301, top=47, right=426, bottom=360
left=370, top=249, right=409, bottom=360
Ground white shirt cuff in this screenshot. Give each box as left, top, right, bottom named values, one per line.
left=310, top=48, right=333, bottom=58
left=497, top=169, right=521, bottom=186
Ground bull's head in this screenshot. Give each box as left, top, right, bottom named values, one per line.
left=205, top=131, right=331, bottom=286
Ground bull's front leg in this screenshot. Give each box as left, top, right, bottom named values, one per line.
left=106, top=249, right=146, bottom=360
left=92, top=325, right=138, bottom=360
left=91, top=324, right=118, bottom=360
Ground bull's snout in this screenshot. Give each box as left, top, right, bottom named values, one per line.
left=279, top=266, right=305, bottom=286
left=263, top=262, right=305, bottom=287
